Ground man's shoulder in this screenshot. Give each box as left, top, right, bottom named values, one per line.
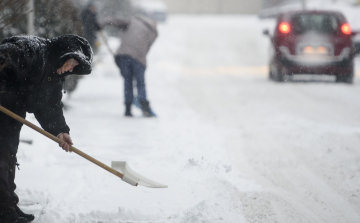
left=1, top=36, right=49, bottom=50
left=133, top=16, right=157, bottom=33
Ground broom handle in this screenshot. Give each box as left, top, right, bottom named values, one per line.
left=0, top=105, right=123, bottom=179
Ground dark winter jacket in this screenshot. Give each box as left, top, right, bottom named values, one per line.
left=0, top=35, right=93, bottom=136
left=100, top=15, right=158, bottom=66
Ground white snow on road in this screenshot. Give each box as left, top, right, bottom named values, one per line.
left=15, top=12, right=360, bottom=223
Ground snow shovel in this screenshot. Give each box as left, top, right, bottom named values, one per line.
left=0, top=105, right=167, bottom=188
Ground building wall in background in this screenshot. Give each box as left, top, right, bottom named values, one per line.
left=261, top=0, right=289, bottom=9
left=261, top=0, right=359, bottom=9
left=162, top=0, right=262, bottom=14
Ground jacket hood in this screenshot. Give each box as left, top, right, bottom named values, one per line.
left=49, top=35, right=93, bottom=75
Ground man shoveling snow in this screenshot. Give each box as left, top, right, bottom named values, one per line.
left=0, top=35, right=93, bottom=223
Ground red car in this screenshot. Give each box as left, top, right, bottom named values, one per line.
left=264, top=10, right=358, bottom=83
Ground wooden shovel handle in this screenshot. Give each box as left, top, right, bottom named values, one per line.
left=0, top=105, right=123, bottom=179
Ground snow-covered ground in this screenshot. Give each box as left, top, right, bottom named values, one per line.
left=16, top=13, right=360, bottom=223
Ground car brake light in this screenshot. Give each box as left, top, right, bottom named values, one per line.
left=341, top=23, right=352, bottom=35
left=279, top=22, right=291, bottom=34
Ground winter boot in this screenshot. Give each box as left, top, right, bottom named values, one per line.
left=0, top=208, right=28, bottom=223
left=0, top=213, right=28, bottom=223
left=14, top=205, right=35, bottom=222
left=139, top=100, right=154, bottom=117
left=0, top=216, right=28, bottom=223
left=124, top=103, right=133, bottom=117
left=12, top=193, right=34, bottom=222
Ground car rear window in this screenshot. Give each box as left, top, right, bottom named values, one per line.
left=291, top=14, right=339, bottom=34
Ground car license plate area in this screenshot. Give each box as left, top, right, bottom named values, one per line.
left=302, top=46, right=329, bottom=55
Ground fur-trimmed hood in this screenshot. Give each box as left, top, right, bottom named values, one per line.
left=48, top=35, right=93, bottom=75
left=0, top=35, right=93, bottom=116
left=1, top=34, right=93, bottom=76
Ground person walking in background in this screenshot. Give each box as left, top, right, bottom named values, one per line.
left=81, top=1, right=101, bottom=50
left=0, top=35, right=93, bottom=223
left=62, top=0, right=99, bottom=100
left=100, top=15, right=158, bottom=117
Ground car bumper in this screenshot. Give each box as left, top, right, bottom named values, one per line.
left=276, top=47, right=353, bottom=74
left=279, top=46, right=351, bottom=67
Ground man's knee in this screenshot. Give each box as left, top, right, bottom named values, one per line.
left=0, top=136, right=20, bottom=155
left=0, top=148, right=11, bottom=165
left=0, top=114, right=23, bottom=155
left=0, top=148, right=10, bottom=160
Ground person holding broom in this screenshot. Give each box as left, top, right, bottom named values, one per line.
left=0, top=35, right=93, bottom=223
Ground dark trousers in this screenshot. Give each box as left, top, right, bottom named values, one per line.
left=0, top=92, right=25, bottom=216
left=115, top=55, right=147, bottom=104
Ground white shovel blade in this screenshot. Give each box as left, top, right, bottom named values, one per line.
left=111, top=161, right=168, bottom=188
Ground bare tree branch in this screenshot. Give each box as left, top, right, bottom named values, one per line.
left=0, top=0, right=31, bottom=30
left=0, top=0, right=31, bottom=71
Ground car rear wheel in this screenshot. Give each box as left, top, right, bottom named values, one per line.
left=269, top=69, right=274, bottom=80
left=272, top=65, right=285, bottom=82
left=336, top=69, right=354, bottom=84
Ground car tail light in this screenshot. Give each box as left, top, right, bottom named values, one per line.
left=341, top=23, right=352, bottom=35
left=279, top=22, right=291, bottom=34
